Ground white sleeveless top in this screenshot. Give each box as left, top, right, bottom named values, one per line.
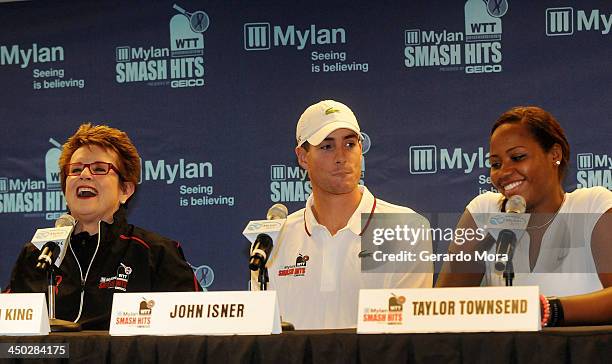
left=466, top=187, right=612, bottom=296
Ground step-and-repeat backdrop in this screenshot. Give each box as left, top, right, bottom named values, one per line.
left=1, top=0, right=610, bottom=290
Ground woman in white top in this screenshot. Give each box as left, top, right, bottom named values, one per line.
left=436, top=106, right=612, bottom=326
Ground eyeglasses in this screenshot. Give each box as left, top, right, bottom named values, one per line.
left=66, top=162, right=121, bottom=177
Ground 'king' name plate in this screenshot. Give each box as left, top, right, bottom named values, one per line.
left=110, top=291, right=281, bottom=336
left=358, top=286, right=539, bottom=334
left=0, top=293, right=50, bottom=336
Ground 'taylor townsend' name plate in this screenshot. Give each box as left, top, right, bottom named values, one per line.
left=357, top=286, right=539, bottom=334
left=110, top=291, right=281, bottom=336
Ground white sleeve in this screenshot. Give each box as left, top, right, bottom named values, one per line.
left=465, top=192, right=503, bottom=230
left=577, top=187, right=612, bottom=242
left=466, top=192, right=503, bottom=215
left=584, top=186, right=612, bottom=214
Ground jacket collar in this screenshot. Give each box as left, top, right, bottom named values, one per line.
left=71, top=204, right=129, bottom=244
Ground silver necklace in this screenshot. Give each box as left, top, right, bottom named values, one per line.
left=527, top=193, right=566, bottom=230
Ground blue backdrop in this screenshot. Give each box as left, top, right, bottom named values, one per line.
left=1, top=0, right=610, bottom=290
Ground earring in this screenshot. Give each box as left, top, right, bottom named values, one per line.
left=555, top=160, right=561, bottom=166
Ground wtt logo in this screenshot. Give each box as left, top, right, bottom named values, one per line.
left=546, top=7, right=612, bottom=36
left=465, top=0, right=506, bottom=42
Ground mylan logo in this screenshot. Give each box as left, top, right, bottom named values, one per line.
left=404, top=29, right=420, bottom=45
left=409, top=145, right=437, bottom=174
left=243, top=22, right=346, bottom=51
left=546, top=7, right=573, bottom=36
left=244, top=23, right=271, bottom=50
left=409, top=145, right=491, bottom=174
left=271, top=165, right=286, bottom=181
left=577, top=153, right=594, bottom=170
left=116, top=46, right=130, bottom=62
left=546, top=7, right=612, bottom=37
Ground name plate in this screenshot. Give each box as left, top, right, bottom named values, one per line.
left=109, top=291, right=281, bottom=336
left=0, top=293, right=50, bottom=335
left=357, top=286, right=539, bottom=334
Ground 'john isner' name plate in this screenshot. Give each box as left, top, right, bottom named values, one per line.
left=357, top=286, right=539, bottom=334
left=110, top=291, right=281, bottom=336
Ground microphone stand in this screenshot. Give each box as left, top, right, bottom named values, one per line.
left=45, top=265, right=81, bottom=332
left=503, top=260, right=514, bottom=286
left=255, top=265, right=294, bottom=331
left=248, top=262, right=295, bottom=331
left=258, top=266, right=269, bottom=291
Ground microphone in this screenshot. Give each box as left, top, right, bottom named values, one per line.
left=494, top=229, right=518, bottom=272
left=249, top=234, right=273, bottom=272
left=248, top=204, right=288, bottom=271
left=34, top=214, right=76, bottom=271
left=506, top=194, right=526, bottom=214
left=35, top=243, right=59, bottom=270
left=494, top=195, right=526, bottom=273
left=266, top=203, right=289, bottom=221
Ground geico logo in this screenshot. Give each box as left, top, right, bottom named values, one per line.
left=171, top=79, right=204, bottom=88
left=46, top=212, right=64, bottom=221
left=465, top=65, right=502, bottom=74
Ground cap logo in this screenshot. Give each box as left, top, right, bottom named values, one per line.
left=324, top=107, right=341, bottom=115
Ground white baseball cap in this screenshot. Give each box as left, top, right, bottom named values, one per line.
left=296, top=100, right=361, bottom=147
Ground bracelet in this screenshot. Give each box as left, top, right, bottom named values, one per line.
left=539, top=294, right=550, bottom=327
left=547, top=297, right=565, bottom=327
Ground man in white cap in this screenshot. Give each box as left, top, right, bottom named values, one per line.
left=260, top=100, right=432, bottom=329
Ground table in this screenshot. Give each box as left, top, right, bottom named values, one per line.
left=1, top=326, right=611, bottom=363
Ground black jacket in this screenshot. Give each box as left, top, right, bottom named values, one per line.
left=6, top=206, right=201, bottom=329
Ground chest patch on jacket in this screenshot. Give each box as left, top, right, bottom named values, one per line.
left=98, top=263, right=132, bottom=291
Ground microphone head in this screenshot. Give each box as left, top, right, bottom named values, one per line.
left=266, top=203, right=288, bottom=220
left=506, top=195, right=526, bottom=214
left=55, top=214, right=76, bottom=228
left=249, top=234, right=274, bottom=271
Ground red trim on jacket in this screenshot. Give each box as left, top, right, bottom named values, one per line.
left=193, top=274, right=201, bottom=291
left=119, top=234, right=151, bottom=249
